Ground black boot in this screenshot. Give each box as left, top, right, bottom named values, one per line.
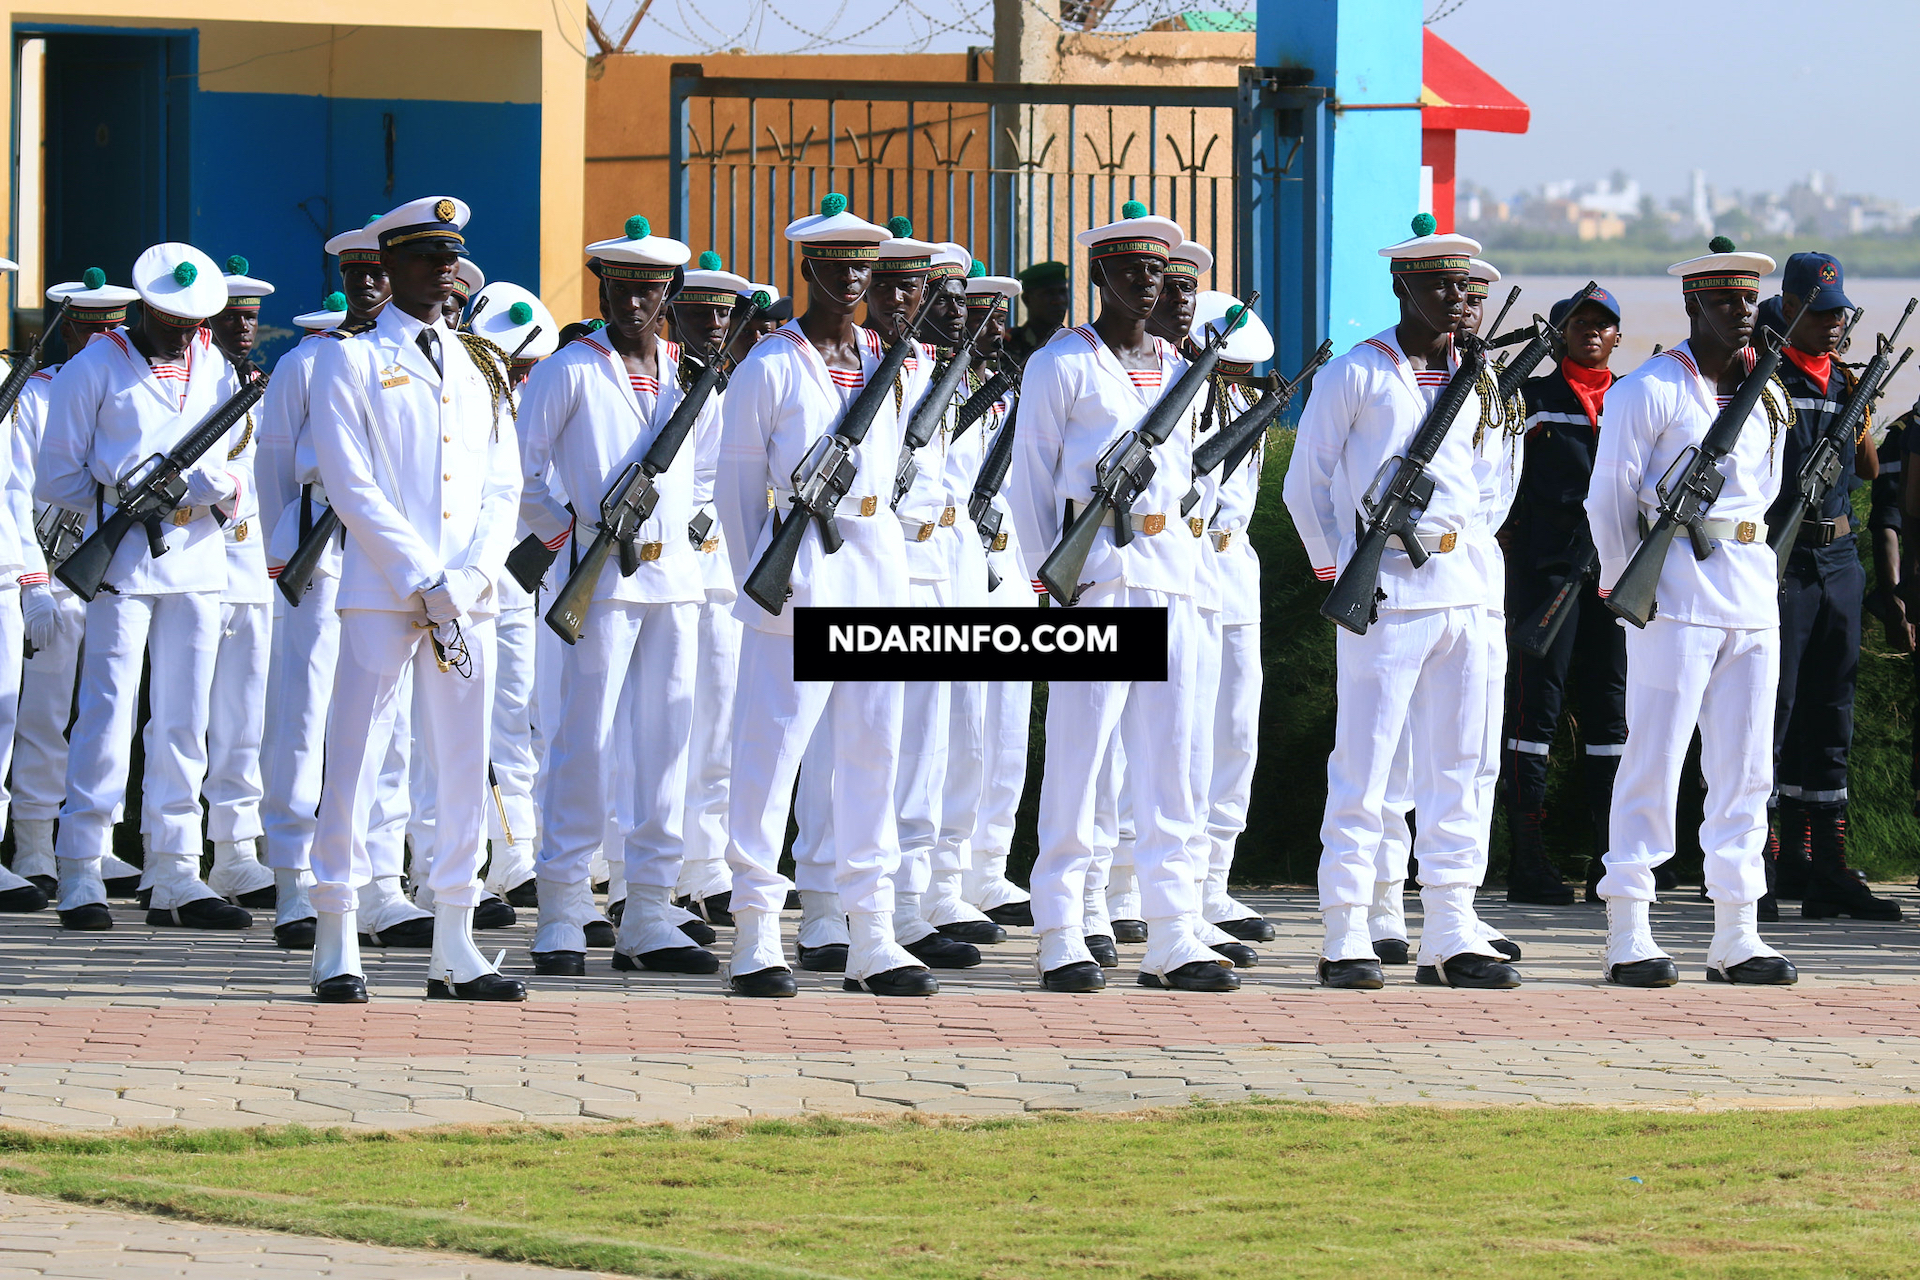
left=1802, top=808, right=1902, bottom=922
left=1758, top=820, right=1780, bottom=924
left=1774, top=804, right=1812, bottom=901
left=1505, top=807, right=1574, bottom=905
left=1583, top=752, right=1620, bottom=905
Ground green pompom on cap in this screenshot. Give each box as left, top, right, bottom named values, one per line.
left=886, top=216, right=913, bottom=239
left=750, top=290, right=772, bottom=309
left=697, top=250, right=722, bottom=270
left=225, top=254, right=249, bottom=276
left=820, top=192, right=849, bottom=217
left=1708, top=235, right=1736, bottom=253
left=82, top=267, right=106, bottom=290
left=323, top=291, right=348, bottom=311
left=967, top=261, right=986, bottom=278
left=587, top=318, right=607, bottom=331
left=1410, top=212, right=1438, bottom=238
left=625, top=215, right=651, bottom=240
left=1120, top=200, right=1148, bottom=220
left=1227, top=303, right=1250, bottom=332
left=172, top=262, right=198, bottom=287
left=509, top=301, right=534, bottom=325
left=365, top=214, right=381, bottom=226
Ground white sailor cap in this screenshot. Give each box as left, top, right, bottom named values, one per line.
left=133, top=242, right=227, bottom=324
left=1166, top=241, right=1213, bottom=281
left=451, top=257, right=486, bottom=302
left=49, top=269, right=140, bottom=325
left=370, top=196, right=470, bottom=256
left=873, top=219, right=939, bottom=275
left=292, top=292, right=349, bottom=332
left=1075, top=201, right=1184, bottom=261
left=324, top=220, right=383, bottom=265
left=0, top=256, right=16, bottom=273
left=1667, top=236, right=1775, bottom=294
left=470, top=282, right=558, bottom=362
left=1465, top=257, right=1500, bottom=298
left=1192, top=290, right=1273, bottom=368
left=929, top=241, right=972, bottom=284
left=678, top=252, right=753, bottom=306
left=586, top=214, right=692, bottom=282
left=219, top=255, right=275, bottom=310
left=965, top=270, right=1022, bottom=308
left=784, top=194, right=890, bottom=260
left=1378, top=214, right=1480, bottom=275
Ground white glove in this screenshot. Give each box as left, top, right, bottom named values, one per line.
left=183, top=467, right=237, bottom=509
left=21, top=584, right=59, bottom=653
left=442, top=565, right=492, bottom=616
left=421, top=580, right=461, bottom=625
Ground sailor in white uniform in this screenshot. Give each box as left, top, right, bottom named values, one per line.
left=0, top=252, right=40, bottom=913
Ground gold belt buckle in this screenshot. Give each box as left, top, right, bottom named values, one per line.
left=939, top=505, right=956, bottom=527
left=1140, top=513, right=1165, bottom=536
left=638, top=541, right=663, bottom=562
left=915, top=522, right=935, bottom=542
left=234, top=519, right=249, bottom=542
left=1212, top=530, right=1233, bottom=552
left=1437, top=530, right=1458, bottom=553
left=700, top=537, right=719, bottom=554
left=172, top=508, right=194, bottom=527
left=859, top=495, right=878, bottom=518
left=1736, top=521, right=1756, bottom=544
left=766, top=487, right=777, bottom=510
left=991, top=532, right=1008, bottom=552
left=1188, top=516, right=1205, bottom=538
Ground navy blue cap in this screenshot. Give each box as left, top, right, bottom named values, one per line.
left=1549, top=285, right=1621, bottom=329
left=1783, top=252, right=1852, bottom=311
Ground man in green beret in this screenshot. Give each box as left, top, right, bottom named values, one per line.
left=1006, top=261, right=1069, bottom=367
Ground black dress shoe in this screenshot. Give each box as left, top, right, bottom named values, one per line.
left=1111, top=919, right=1149, bottom=944
left=612, top=947, right=720, bottom=975
left=1416, top=954, right=1522, bottom=989
left=26, top=875, right=56, bottom=895
left=935, top=919, right=1008, bottom=945
left=1371, top=938, right=1410, bottom=965
left=731, top=966, right=797, bottom=998
left=675, top=891, right=734, bottom=927
left=504, top=880, right=539, bottom=908
left=1489, top=938, right=1523, bottom=963
left=606, top=899, right=624, bottom=926
left=313, top=973, right=368, bottom=1004
left=427, top=973, right=529, bottom=1001
left=1138, top=961, right=1239, bottom=992
left=679, top=918, right=717, bottom=947
left=798, top=943, right=849, bottom=972
left=473, top=897, right=517, bottom=929
left=234, top=886, right=277, bottom=909
left=275, top=918, right=317, bottom=950
left=148, top=898, right=252, bottom=930
left=1040, top=961, right=1106, bottom=993
left=843, top=966, right=939, bottom=996
left=1318, top=958, right=1384, bottom=989
left=1085, top=934, right=1120, bottom=968
left=59, top=904, right=113, bottom=931
left=584, top=921, right=615, bottom=948
left=1215, top=916, right=1276, bottom=943
left=904, top=933, right=981, bottom=969
left=531, top=950, right=586, bottom=976
left=783, top=889, right=802, bottom=911
left=1708, top=956, right=1798, bottom=985
left=984, top=900, right=1034, bottom=928
left=360, top=917, right=434, bottom=948
left=0, top=883, right=49, bottom=912
left=1606, top=958, right=1679, bottom=987
left=104, top=876, right=141, bottom=899
left=1210, top=941, right=1259, bottom=967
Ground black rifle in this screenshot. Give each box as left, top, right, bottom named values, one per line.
left=35, top=505, right=85, bottom=568
left=1484, top=286, right=1521, bottom=345
left=1514, top=530, right=1598, bottom=659
left=967, top=396, right=1021, bottom=591
left=950, top=363, right=1018, bottom=441
left=1191, top=339, right=1333, bottom=481
left=57, top=361, right=270, bottom=602
left=1495, top=280, right=1602, bottom=402
left=1319, top=336, right=1488, bottom=636
left=275, top=498, right=341, bottom=606
left=1035, top=293, right=1258, bottom=604
left=1767, top=297, right=1916, bottom=577
left=1605, top=296, right=1821, bottom=628
left=0, top=301, right=69, bottom=425
left=741, top=299, right=933, bottom=615
left=519, top=292, right=771, bottom=602
left=892, top=307, right=998, bottom=507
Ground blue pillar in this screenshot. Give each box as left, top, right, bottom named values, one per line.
left=1258, top=0, right=1423, bottom=352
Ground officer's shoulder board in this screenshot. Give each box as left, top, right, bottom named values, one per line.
left=326, top=317, right=378, bottom=340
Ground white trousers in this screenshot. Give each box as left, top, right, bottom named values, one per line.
left=791, top=723, right=837, bottom=895
left=1604, top=619, right=1776, bottom=905
left=1033, top=588, right=1201, bottom=932
left=976, top=680, right=1031, bottom=864
left=57, top=590, right=220, bottom=861
left=309, top=611, right=495, bottom=915
left=678, top=596, right=741, bottom=895
left=725, top=627, right=903, bottom=918
left=894, top=676, right=951, bottom=897
left=205, top=599, right=270, bottom=843
left=488, top=602, right=540, bottom=847
left=260, top=576, right=341, bottom=871
left=538, top=598, right=696, bottom=891
left=1475, top=607, right=1506, bottom=862
left=12, top=585, right=84, bottom=821
left=1184, top=607, right=1224, bottom=892
left=1321, top=605, right=1487, bottom=911
left=0, top=587, right=21, bottom=826
left=1205, top=618, right=1262, bottom=903
left=935, top=679, right=987, bottom=879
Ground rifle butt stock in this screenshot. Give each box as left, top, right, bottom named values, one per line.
left=1604, top=517, right=1677, bottom=628
left=544, top=533, right=616, bottom=645
left=1320, top=529, right=1390, bottom=635
left=742, top=507, right=810, bottom=616
left=1517, top=576, right=1580, bottom=659
left=54, top=509, right=138, bottom=602
left=277, top=507, right=342, bottom=606
left=1036, top=499, right=1109, bottom=604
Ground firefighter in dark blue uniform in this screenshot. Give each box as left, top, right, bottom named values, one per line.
left=1501, top=287, right=1631, bottom=905
left=1765, top=252, right=1902, bottom=922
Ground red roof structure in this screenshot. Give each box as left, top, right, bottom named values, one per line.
left=1419, top=29, right=1528, bottom=232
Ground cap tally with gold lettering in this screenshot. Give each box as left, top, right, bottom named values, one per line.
left=873, top=218, right=938, bottom=275
left=1667, top=236, right=1775, bottom=295
left=678, top=252, right=751, bottom=307
left=324, top=222, right=382, bottom=267
left=450, top=258, right=486, bottom=304
left=786, top=194, right=890, bottom=262
left=49, top=268, right=140, bottom=326
left=133, top=243, right=227, bottom=325
left=964, top=267, right=1020, bottom=318
left=1378, top=213, right=1479, bottom=275
left=1166, top=240, right=1213, bottom=283
left=1076, top=200, right=1183, bottom=261
left=1192, top=290, right=1272, bottom=374
left=1465, top=257, right=1500, bottom=300
left=370, top=196, right=471, bottom=256
left=586, top=215, right=692, bottom=283
left=929, top=241, right=971, bottom=285
left=220, top=255, right=275, bottom=312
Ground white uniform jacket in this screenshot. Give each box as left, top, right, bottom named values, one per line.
left=1008, top=324, right=1201, bottom=597
left=715, top=320, right=913, bottom=636
left=1282, top=328, right=1492, bottom=612
left=1205, top=378, right=1266, bottom=627
left=256, top=332, right=344, bottom=581
left=894, top=342, right=956, bottom=586
left=220, top=393, right=272, bottom=605
left=517, top=333, right=716, bottom=607
left=5, top=364, right=54, bottom=587
left=307, top=305, right=520, bottom=616
left=0, top=356, right=18, bottom=581
left=1587, top=340, right=1789, bottom=630
left=36, top=327, right=244, bottom=595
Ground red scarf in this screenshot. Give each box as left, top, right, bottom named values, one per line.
left=1560, top=359, right=1613, bottom=430
left=1783, top=345, right=1831, bottom=394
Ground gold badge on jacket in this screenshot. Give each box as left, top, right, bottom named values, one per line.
left=380, top=363, right=410, bottom=390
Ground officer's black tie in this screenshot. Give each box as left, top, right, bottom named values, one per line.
left=416, top=328, right=442, bottom=377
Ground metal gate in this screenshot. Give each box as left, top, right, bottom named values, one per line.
left=667, top=64, right=1328, bottom=376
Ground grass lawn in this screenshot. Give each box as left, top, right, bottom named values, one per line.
left=5, top=1103, right=1920, bottom=1279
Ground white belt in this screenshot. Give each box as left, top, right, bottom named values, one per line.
left=768, top=489, right=882, bottom=519
left=163, top=505, right=216, bottom=527
left=1065, top=500, right=1172, bottom=537
left=1388, top=529, right=1458, bottom=555
left=898, top=506, right=958, bottom=542
left=307, top=481, right=329, bottom=508
left=1696, top=518, right=1767, bottom=544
